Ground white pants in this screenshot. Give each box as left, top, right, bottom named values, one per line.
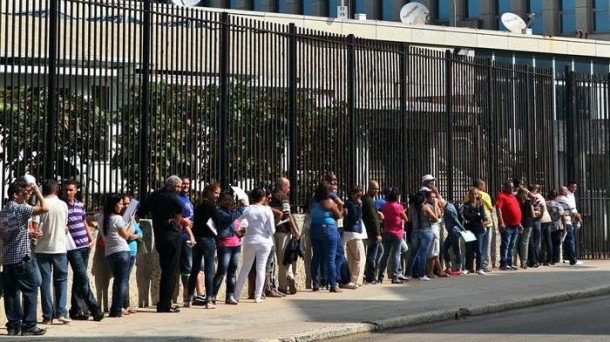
left=428, top=223, right=441, bottom=258
left=234, top=242, right=273, bottom=300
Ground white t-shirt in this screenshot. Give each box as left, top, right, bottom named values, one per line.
left=238, top=205, right=275, bottom=246
left=557, top=195, right=574, bottom=225
left=95, top=213, right=130, bottom=256
left=535, top=193, right=552, bottom=223
left=34, top=195, right=69, bottom=254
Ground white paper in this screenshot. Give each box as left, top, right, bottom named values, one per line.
left=231, top=186, right=249, bottom=205
left=460, top=230, right=477, bottom=242
left=276, top=218, right=290, bottom=227
left=65, top=231, right=77, bottom=251
left=122, top=199, right=139, bottom=222
left=207, top=218, right=218, bottom=236
left=561, top=231, right=567, bottom=243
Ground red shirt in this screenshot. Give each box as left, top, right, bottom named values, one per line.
left=496, top=192, right=522, bottom=226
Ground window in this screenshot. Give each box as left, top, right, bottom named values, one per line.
left=528, top=0, right=543, bottom=35
left=593, top=0, right=610, bottom=32
left=496, top=0, right=511, bottom=30
left=560, top=0, right=576, bottom=35
left=436, top=0, right=450, bottom=20
left=466, top=0, right=480, bottom=19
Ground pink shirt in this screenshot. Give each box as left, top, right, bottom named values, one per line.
left=218, top=220, right=241, bottom=247
left=382, top=201, right=405, bottom=238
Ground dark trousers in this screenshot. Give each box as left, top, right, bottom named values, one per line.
left=156, top=234, right=182, bottom=312
left=3, top=257, right=42, bottom=332
left=67, top=247, right=101, bottom=317
left=187, top=236, right=216, bottom=300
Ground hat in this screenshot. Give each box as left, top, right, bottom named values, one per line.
left=422, top=174, right=435, bottom=183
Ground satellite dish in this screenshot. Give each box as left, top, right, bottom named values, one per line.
left=400, top=3, right=429, bottom=25
left=170, top=0, right=201, bottom=6
left=501, top=12, right=527, bottom=33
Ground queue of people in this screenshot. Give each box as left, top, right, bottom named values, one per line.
left=0, top=173, right=585, bottom=336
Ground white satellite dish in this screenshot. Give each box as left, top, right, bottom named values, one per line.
left=501, top=12, right=527, bottom=33
left=171, top=0, right=201, bottom=6
left=400, top=3, right=429, bottom=25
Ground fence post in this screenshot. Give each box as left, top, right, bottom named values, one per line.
left=445, top=50, right=454, bottom=202
left=400, top=43, right=408, bottom=196
left=526, top=66, right=534, bottom=184
left=347, top=34, right=356, bottom=189
left=219, top=12, right=230, bottom=190
left=486, top=59, right=495, bottom=191
left=565, top=66, right=578, bottom=183
left=139, top=0, right=151, bottom=200
left=45, top=0, right=59, bottom=180
left=288, top=23, right=298, bottom=208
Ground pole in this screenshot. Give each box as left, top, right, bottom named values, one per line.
left=139, top=0, right=151, bottom=200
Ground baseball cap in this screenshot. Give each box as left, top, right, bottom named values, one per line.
left=422, top=174, right=435, bottom=183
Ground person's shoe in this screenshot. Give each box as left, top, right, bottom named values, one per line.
left=41, top=318, right=53, bottom=325
left=533, top=263, right=540, bottom=268
left=157, top=307, right=180, bottom=313
left=499, top=266, right=509, bottom=271
left=543, top=262, right=550, bottom=266
left=7, top=329, right=20, bottom=336
left=508, top=265, right=519, bottom=270
left=329, top=287, right=343, bottom=293
left=93, top=312, right=105, bottom=322
left=461, top=270, right=469, bottom=275
left=266, top=289, right=284, bottom=298
left=205, top=301, right=216, bottom=309
left=476, top=270, right=486, bottom=276
left=391, top=279, right=403, bottom=284
left=312, top=286, right=320, bottom=292
left=364, top=279, right=378, bottom=285
left=344, top=282, right=358, bottom=289
left=183, top=301, right=191, bottom=308
left=288, top=278, right=298, bottom=294
left=193, top=295, right=206, bottom=305
left=225, top=297, right=238, bottom=305
left=56, top=316, right=71, bottom=324
left=483, top=267, right=492, bottom=273
left=108, top=312, right=123, bottom=318
left=397, top=274, right=409, bottom=281
left=70, top=313, right=89, bottom=321
left=419, top=275, right=431, bottom=281
left=21, top=327, right=46, bottom=336
left=571, top=260, right=584, bottom=266
left=254, top=297, right=264, bottom=303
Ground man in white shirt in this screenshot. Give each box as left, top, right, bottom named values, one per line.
left=557, top=186, right=583, bottom=266
left=32, top=179, right=71, bottom=324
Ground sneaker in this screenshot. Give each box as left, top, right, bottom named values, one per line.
left=461, top=270, right=469, bottom=275
left=499, top=266, right=508, bottom=271
left=70, top=313, right=89, bottom=321
left=397, top=274, right=409, bottom=281
left=571, top=260, right=584, bottom=266
left=391, top=279, right=403, bottom=284
left=205, top=301, right=216, bottom=309
left=93, top=312, right=105, bottom=322
left=56, top=316, right=71, bottom=324
left=329, top=287, right=343, bottom=293
left=193, top=295, right=206, bottom=305
left=343, top=282, right=358, bottom=289
left=476, top=270, right=486, bottom=275
left=7, top=329, right=20, bottom=336
left=225, top=297, right=238, bottom=305
left=509, top=266, right=519, bottom=271
left=21, top=327, right=47, bottom=336
left=254, top=297, right=264, bottom=303
left=419, top=275, right=431, bottom=281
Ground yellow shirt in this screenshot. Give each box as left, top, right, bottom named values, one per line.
left=463, top=190, right=493, bottom=227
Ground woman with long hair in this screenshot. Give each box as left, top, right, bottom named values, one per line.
left=405, top=190, right=438, bottom=281
left=516, top=188, right=534, bottom=269
left=188, top=182, right=221, bottom=309
left=462, top=187, right=490, bottom=275
left=94, top=194, right=134, bottom=318
left=233, top=188, right=276, bottom=303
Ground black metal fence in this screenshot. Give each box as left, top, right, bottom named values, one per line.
left=0, top=1, right=607, bottom=257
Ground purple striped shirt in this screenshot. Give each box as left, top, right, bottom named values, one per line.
left=66, top=200, right=89, bottom=249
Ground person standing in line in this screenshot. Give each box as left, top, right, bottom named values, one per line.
left=496, top=181, right=522, bottom=271
left=270, top=177, right=300, bottom=295
left=120, top=194, right=143, bottom=315
left=233, top=188, right=276, bottom=302
left=342, top=186, right=367, bottom=288
left=528, top=184, right=547, bottom=268
left=95, top=194, right=134, bottom=318
left=176, top=175, right=199, bottom=306
left=566, top=181, right=583, bottom=264
left=462, top=187, right=490, bottom=275
left=516, top=188, right=534, bottom=269
left=187, top=182, right=220, bottom=309
left=32, top=179, right=71, bottom=324
left=63, top=179, right=104, bottom=321
left=378, top=188, right=409, bottom=284
left=138, top=176, right=185, bottom=313
left=442, top=200, right=466, bottom=275
left=557, top=185, right=583, bottom=266
left=545, top=190, right=565, bottom=265
left=463, top=179, right=494, bottom=271
left=420, top=175, right=446, bottom=278
left=0, top=179, right=48, bottom=336
left=405, top=190, right=438, bottom=281
left=362, top=180, right=384, bottom=284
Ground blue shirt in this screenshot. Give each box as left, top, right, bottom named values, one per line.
left=343, top=199, right=363, bottom=233
left=127, top=221, right=143, bottom=257
left=1, top=201, right=34, bottom=265
left=177, top=193, right=194, bottom=240
left=443, top=202, right=464, bottom=232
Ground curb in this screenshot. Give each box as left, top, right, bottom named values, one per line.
left=280, top=285, right=610, bottom=342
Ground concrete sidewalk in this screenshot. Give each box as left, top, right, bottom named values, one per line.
left=4, top=260, right=609, bottom=341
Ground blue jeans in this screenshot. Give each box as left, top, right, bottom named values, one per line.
left=67, top=247, right=101, bottom=317
left=335, top=231, right=349, bottom=284
left=180, top=240, right=193, bottom=275
left=406, top=230, right=434, bottom=277
left=188, top=236, right=216, bottom=300
left=442, top=226, right=462, bottom=269
left=500, top=226, right=519, bottom=267
left=378, top=233, right=403, bottom=281
left=106, top=251, right=130, bottom=316
left=36, top=253, right=69, bottom=319
left=213, top=245, right=241, bottom=299
left=310, top=223, right=338, bottom=288
left=3, top=256, right=42, bottom=332
left=364, top=238, right=384, bottom=282
left=563, top=224, right=577, bottom=264
left=541, top=222, right=553, bottom=264
left=124, top=255, right=136, bottom=308
left=529, top=220, right=542, bottom=266
left=465, top=232, right=486, bottom=271
left=481, top=226, right=492, bottom=268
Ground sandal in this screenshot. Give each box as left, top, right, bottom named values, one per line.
left=121, top=308, right=130, bottom=316
left=127, top=308, right=137, bottom=314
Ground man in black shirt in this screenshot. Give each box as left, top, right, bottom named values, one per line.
left=362, top=179, right=384, bottom=284
left=138, top=176, right=185, bottom=313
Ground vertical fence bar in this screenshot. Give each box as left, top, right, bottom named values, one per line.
left=400, top=43, right=408, bottom=196
left=288, top=23, right=298, bottom=207
left=347, top=34, right=356, bottom=189
left=219, top=12, right=230, bottom=189
left=139, top=0, right=152, bottom=199
left=566, top=66, right=578, bottom=183
left=45, top=0, right=59, bottom=180
left=445, top=50, right=454, bottom=202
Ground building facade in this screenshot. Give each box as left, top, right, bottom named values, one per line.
left=195, top=0, right=610, bottom=39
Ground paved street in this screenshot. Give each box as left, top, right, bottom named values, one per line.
left=1, top=261, right=609, bottom=341
left=332, top=295, right=610, bottom=342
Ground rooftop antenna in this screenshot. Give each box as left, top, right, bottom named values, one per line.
left=399, top=2, right=430, bottom=25
left=526, top=13, right=536, bottom=28
left=337, top=0, right=348, bottom=20
left=501, top=12, right=529, bottom=34
left=170, top=0, right=201, bottom=6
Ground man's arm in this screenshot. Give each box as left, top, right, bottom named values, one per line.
left=31, top=185, right=48, bottom=215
